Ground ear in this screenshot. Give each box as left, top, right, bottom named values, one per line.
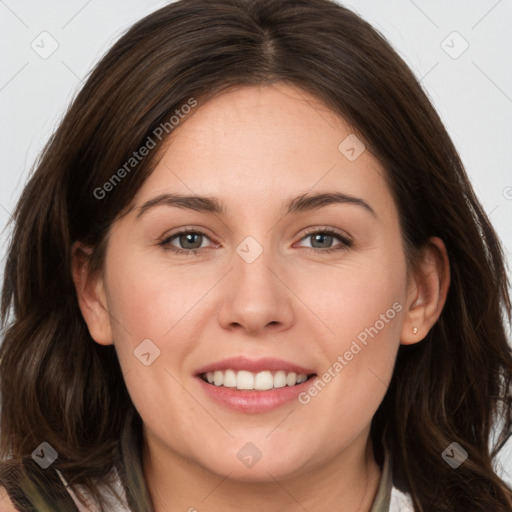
left=400, top=236, right=450, bottom=345
left=71, top=241, right=114, bottom=346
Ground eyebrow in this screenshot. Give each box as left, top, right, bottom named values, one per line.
left=136, top=191, right=376, bottom=219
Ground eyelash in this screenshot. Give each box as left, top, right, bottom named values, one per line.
left=159, top=227, right=353, bottom=256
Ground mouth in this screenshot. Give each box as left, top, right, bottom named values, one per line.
left=199, top=369, right=316, bottom=390
left=195, top=356, right=317, bottom=413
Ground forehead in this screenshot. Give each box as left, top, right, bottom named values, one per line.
left=131, top=83, right=395, bottom=221
left=168, top=83, right=351, bottom=162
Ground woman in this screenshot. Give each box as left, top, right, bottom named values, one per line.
left=1, top=0, right=511, bottom=510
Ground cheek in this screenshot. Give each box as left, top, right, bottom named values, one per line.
left=99, top=252, right=195, bottom=408
left=101, top=244, right=225, bottom=416
left=303, top=248, right=406, bottom=350
left=101, top=250, right=204, bottom=435
left=103, top=246, right=208, bottom=345
left=296, top=248, right=405, bottom=416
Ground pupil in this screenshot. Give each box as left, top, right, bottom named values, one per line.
left=313, top=233, right=332, bottom=248
left=181, top=233, right=201, bottom=249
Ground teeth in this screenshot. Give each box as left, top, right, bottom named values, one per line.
left=286, top=372, right=297, bottom=386
left=203, top=369, right=310, bottom=390
left=273, top=370, right=287, bottom=388
left=254, top=371, right=273, bottom=390
left=223, top=369, right=237, bottom=388
left=237, top=370, right=254, bottom=390
left=296, top=374, right=307, bottom=384
left=213, top=370, right=223, bottom=386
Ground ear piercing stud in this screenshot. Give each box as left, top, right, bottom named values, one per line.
left=412, top=327, right=418, bottom=334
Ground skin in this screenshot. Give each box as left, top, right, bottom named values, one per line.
left=72, top=83, right=450, bottom=512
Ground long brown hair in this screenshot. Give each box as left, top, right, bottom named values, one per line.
left=1, top=0, right=512, bottom=510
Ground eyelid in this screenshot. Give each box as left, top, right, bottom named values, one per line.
left=294, top=226, right=353, bottom=251
left=159, top=227, right=218, bottom=250
left=299, top=225, right=352, bottom=243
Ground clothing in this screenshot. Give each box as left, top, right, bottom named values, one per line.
left=56, top=450, right=413, bottom=512
left=371, top=451, right=414, bottom=512
left=56, top=468, right=131, bottom=512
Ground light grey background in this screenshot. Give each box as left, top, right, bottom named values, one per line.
left=1, top=0, right=511, bottom=483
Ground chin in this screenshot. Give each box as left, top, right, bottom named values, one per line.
left=194, top=442, right=312, bottom=482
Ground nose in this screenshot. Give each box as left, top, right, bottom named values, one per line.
left=217, top=243, right=295, bottom=336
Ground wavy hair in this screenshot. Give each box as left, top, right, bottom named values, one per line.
left=1, top=0, right=512, bottom=510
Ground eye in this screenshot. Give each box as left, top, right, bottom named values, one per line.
left=159, top=229, right=214, bottom=255
left=159, top=227, right=352, bottom=256
left=295, top=228, right=353, bottom=253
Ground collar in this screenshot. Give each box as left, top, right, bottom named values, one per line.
left=370, top=449, right=394, bottom=512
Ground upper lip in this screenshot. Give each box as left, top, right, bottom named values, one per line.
left=195, top=356, right=316, bottom=376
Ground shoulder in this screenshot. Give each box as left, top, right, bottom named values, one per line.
left=0, top=486, right=20, bottom=512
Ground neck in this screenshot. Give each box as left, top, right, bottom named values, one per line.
left=142, top=428, right=383, bottom=512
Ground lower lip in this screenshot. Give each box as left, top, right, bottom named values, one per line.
left=196, top=376, right=316, bottom=413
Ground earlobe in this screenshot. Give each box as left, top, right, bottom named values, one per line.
left=71, top=241, right=114, bottom=346
left=400, top=237, right=450, bottom=345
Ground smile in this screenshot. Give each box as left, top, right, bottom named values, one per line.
left=200, top=369, right=315, bottom=390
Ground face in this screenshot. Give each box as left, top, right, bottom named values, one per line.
left=79, top=83, right=420, bottom=481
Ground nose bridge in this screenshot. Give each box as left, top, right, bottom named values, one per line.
left=233, top=233, right=280, bottom=305
left=217, top=232, right=294, bottom=333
